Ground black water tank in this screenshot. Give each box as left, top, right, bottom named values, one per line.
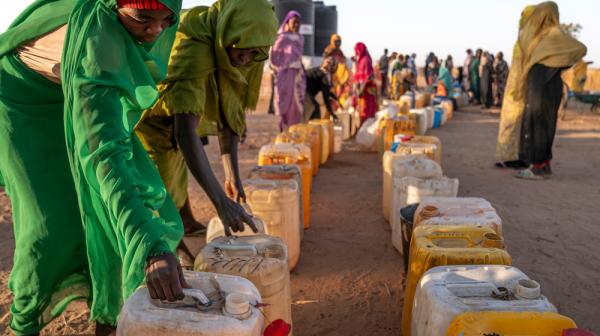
left=273, top=0, right=315, bottom=56
left=314, top=2, right=337, bottom=57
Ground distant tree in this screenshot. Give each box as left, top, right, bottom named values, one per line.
left=561, top=23, right=583, bottom=38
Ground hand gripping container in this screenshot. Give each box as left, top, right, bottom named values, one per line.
left=395, top=141, right=440, bottom=165
left=257, top=144, right=312, bottom=230
left=206, top=215, right=267, bottom=244
left=195, top=235, right=292, bottom=333
left=117, top=271, right=263, bottom=336
left=446, top=311, right=576, bottom=336
left=401, top=227, right=513, bottom=336
left=277, top=128, right=320, bottom=176
left=244, top=179, right=301, bottom=270
left=411, top=265, right=559, bottom=336
left=249, top=165, right=309, bottom=230
left=414, top=197, right=503, bottom=236
left=308, top=119, right=332, bottom=162
left=391, top=176, right=458, bottom=254
left=408, top=136, right=442, bottom=165
left=382, top=153, right=440, bottom=222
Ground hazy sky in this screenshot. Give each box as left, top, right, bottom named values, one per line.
left=2, top=0, right=598, bottom=66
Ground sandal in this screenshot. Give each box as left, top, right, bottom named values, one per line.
left=515, top=168, right=545, bottom=180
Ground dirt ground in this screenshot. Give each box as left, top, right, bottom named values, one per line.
left=1, top=104, right=599, bottom=335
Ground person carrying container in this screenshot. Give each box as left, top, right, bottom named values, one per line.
left=303, top=56, right=339, bottom=121
left=136, top=0, right=278, bottom=264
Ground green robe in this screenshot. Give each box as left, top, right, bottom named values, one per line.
left=470, top=57, right=481, bottom=100
left=61, top=0, right=183, bottom=325
left=0, top=1, right=89, bottom=335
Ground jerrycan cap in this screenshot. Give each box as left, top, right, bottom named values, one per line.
left=224, top=293, right=252, bottom=319
left=482, top=232, right=505, bottom=249
left=515, top=279, right=541, bottom=299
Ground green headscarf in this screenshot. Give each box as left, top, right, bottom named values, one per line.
left=149, top=0, right=278, bottom=136
left=61, top=0, right=183, bottom=324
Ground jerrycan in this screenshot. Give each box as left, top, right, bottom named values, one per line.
left=395, top=141, right=440, bottom=165
left=117, top=271, right=263, bottom=336
left=441, top=99, right=454, bottom=121
left=414, top=197, right=503, bottom=236
left=401, top=226, right=512, bottom=336
left=391, top=176, right=458, bottom=253
left=290, top=124, right=325, bottom=166
left=382, top=153, right=440, bottom=223
left=308, top=120, right=332, bottom=163
left=335, top=110, right=352, bottom=140
left=446, top=311, right=576, bottom=336
left=244, top=179, right=301, bottom=270
left=408, top=136, right=442, bottom=165
left=415, top=92, right=427, bottom=109
left=195, top=235, right=292, bottom=333
left=249, top=165, right=310, bottom=230
left=206, top=215, right=266, bottom=244
left=333, top=125, right=343, bottom=153
left=409, top=109, right=428, bottom=135
left=412, top=265, right=558, bottom=336
left=277, top=128, right=320, bottom=176
left=379, top=116, right=418, bottom=153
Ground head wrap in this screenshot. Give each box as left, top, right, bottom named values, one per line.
left=279, top=10, right=301, bottom=34
left=353, top=42, right=373, bottom=83
left=117, top=0, right=167, bottom=10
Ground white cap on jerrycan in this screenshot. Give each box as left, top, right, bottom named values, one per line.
left=224, top=293, right=252, bottom=319
left=515, top=279, right=542, bottom=300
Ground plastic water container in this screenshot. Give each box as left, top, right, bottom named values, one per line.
left=308, top=119, right=332, bottom=162
left=244, top=179, right=301, bottom=270
left=356, top=117, right=378, bottom=152
left=414, top=197, right=502, bottom=236
left=382, top=153, right=440, bottom=222
left=335, top=110, right=352, bottom=140
left=411, top=265, right=558, bottom=336
left=379, top=116, right=418, bottom=153
left=349, top=106, right=360, bottom=136
left=424, top=107, right=434, bottom=129
left=433, top=106, right=444, bottom=128
left=408, top=136, right=442, bottom=165
left=415, top=92, right=427, bottom=109
left=402, top=228, right=513, bottom=336
left=446, top=311, right=577, bottom=336
left=409, top=109, right=428, bottom=135
left=288, top=124, right=322, bottom=176
left=249, top=165, right=309, bottom=231
left=399, top=92, right=416, bottom=111
left=333, top=125, right=343, bottom=153
left=206, top=216, right=267, bottom=244
left=441, top=99, right=454, bottom=121
left=195, top=235, right=292, bottom=332
left=395, top=141, right=440, bottom=165
left=117, top=271, right=263, bottom=336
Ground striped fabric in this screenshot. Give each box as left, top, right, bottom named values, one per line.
left=117, top=0, right=167, bottom=10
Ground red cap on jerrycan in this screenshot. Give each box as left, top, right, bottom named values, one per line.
left=563, top=329, right=597, bottom=336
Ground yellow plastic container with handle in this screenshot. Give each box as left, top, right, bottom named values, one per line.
left=289, top=124, right=322, bottom=175
left=402, top=225, right=512, bottom=336
left=308, top=120, right=332, bottom=163
left=446, top=312, right=577, bottom=336
left=258, top=143, right=312, bottom=230
left=276, top=130, right=320, bottom=177
left=378, top=116, right=418, bottom=153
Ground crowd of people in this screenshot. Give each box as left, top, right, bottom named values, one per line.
left=0, top=0, right=587, bottom=335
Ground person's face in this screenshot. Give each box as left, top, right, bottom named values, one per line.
left=226, top=47, right=261, bottom=67
left=334, top=39, right=341, bottom=48
left=288, top=16, right=301, bottom=33
left=117, top=8, right=175, bottom=43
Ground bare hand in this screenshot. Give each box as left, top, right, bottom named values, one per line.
left=217, top=197, right=257, bottom=236
left=145, top=253, right=189, bottom=301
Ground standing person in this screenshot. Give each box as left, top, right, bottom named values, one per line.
left=378, top=49, right=390, bottom=97
left=513, top=2, right=586, bottom=179
left=353, top=42, right=377, bottom=124
left=493, top=51, right=510, bottom=107
left=270, top=11, right=306, bottom=131
left=390, top=54, right=405, bottom=99
left=324, top=33, right=351, bottom=109
left=136, top=0, right=277, bottom=261
left=437, top=63, right=453, bottom=97
left=425, top=52, right=435, bottom=86
left=470, top=49, right=483, bottom=103
left=0, top=1, right=88, bottom=334
left=304, top=57, right=339, bottom=120
left=428, top=56, right=441, bottom=89
left=463, top=49, right=473, bottom=93
left=445, top=55, right=454, bottom=74
left=479, top=51, right=494, bottom=108
left=408, top=53, right=418, bottom=77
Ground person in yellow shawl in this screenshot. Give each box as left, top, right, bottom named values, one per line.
left=323, top=34, right=352, bottom=110
left=495, top=1, right=586, bottom=177
left=136, top=0, right=278, bottom=254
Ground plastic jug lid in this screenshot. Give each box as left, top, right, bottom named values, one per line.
left=224, top=293, right=252, bottom=319
left=515, top=279, right=541, bottom=299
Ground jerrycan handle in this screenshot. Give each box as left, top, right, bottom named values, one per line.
left=182, top=288, right=212, bottom=306
left=214, top=243, right=258, bottom=256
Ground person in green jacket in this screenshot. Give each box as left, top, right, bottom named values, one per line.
left=135, top=0, right=278, bottom=257
left=1, top=0, right=190, bottom=335
left=470, top=48, right=482, bottom=103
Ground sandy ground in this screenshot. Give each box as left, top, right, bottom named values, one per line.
left=1, top=104, right=599, bottom=335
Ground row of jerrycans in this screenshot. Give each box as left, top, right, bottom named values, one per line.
left=401, top=197, right=579, bottom=335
